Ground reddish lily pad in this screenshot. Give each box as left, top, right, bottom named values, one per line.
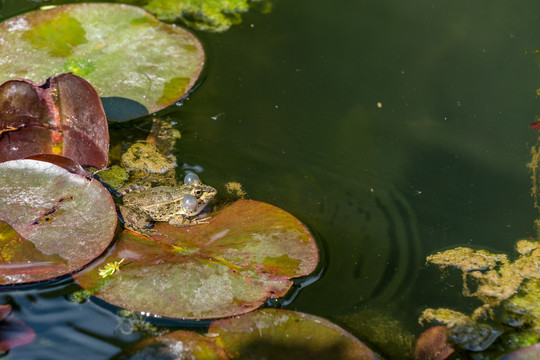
left=117, top=330, right=228, bottom=360
left=0, top=304, right=35, bottom=352
left=0, top=74, right=109, bottom=168
left=208, top=308, right=379, bottom=359
left=0, top=3, right=205, bottom=120
left=0, top=159, right=117, bottom=285
left=414, top=326, right=454, bottom=360
left=74, top=200, right=319, bottom=319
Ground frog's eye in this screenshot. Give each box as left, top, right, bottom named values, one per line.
left=194, top=189, right=202, bottom=196
left=184, top=173, right=200, bottom=184
left=182, top=195, right=198, bottom=212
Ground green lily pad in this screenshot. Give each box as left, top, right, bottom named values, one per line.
left=208, top=308, right=379, bottom=359
left=0, top=158, right=117, bottom=285
left=116, top=330, right=228, bottom=360
left=74, top=200, right=319, bottom=319
left=0, top=74, right=109, bottom=168
left=0, top=3, right=205, bottom=120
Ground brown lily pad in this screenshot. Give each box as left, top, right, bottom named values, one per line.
left=208, top=308, right=379, bottom=359
left=0, top=74, right=109, bottom=168
left=74, top=200, right=319, bottom=319
left=0, top=158, right=117, bottom=285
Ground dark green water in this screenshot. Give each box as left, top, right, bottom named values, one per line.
left=1, top=0, right=540, bottom=358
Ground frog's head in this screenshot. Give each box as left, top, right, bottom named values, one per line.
left=181, top=173, right=217, bottom=216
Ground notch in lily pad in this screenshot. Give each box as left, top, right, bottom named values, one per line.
left=0, top=3, right=205, bottom=121
left=74, top=200, right=319, bottom=320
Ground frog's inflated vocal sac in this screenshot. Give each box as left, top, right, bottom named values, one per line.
left=119, top=173, right=216, bottom=233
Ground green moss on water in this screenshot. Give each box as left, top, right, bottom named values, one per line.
left=420, top=240, right=540, bottom=356
left=338, top=308, right=415, bottom=360
left=94, top=165, right=129, bottom=191
left=143, top=0, right=272, bottom=32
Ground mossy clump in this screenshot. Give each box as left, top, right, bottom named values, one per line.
left=420, top=240, right=540, bottom=357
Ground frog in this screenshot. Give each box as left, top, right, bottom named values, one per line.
left=119, top=173, right=217, bottom=233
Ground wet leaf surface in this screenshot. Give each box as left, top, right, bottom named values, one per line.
left=0, top=159, right=117, bottom=285
left=0, top=3, right=205, bottom=120
left=74, top=200, right=319, bottom=319
left=0, top=74, right=109, bottom=168
left=208, top=308, right=379, bottom=359
left=116, top=330, right=228, bottom=360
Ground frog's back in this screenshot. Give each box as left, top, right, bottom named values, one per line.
left=124, top=186, right=188, bottom=208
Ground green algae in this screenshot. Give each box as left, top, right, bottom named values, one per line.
left=143, top=0, right=273, bottom=32
left=420, top=240, right=540, bottom=356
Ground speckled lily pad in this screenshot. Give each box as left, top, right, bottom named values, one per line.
left=0, top=158, right=117, bottom=285
left=0, top=3, right=205, bottom=120
left=74, top=200, right=319, bottom=319
left=0, top=74, right=109, bottom=168
left=208, top=308, right=379, bottom=359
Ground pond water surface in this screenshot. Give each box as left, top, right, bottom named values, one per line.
left=1, top=0, right=540, bottom=359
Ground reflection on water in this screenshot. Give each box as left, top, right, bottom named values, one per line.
left=2, top=0, right=540, bottom=358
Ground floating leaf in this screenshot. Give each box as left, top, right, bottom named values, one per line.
left=74, top=200, right=319, bottom=319
left=116, top=330, right=228, bottom=360
left=208, top=308, right=378, bottom=359
left=414, top=326, right=454, bottom=360
left=499, top=342, right=540, bottom=360
left=0, top=74, right=109, bottom=168
left=0, top=304, right=35, bottom=352
left=0, top=3, right=205, bottom=121
left=0, top=159, right=117, bottom=285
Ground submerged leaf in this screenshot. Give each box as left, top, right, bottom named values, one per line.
left=0, top=74, right=109, bottom=168
left=0, top=307, right=35, bottom=352
left=0, top=159, right=117, bottom=285
left=74, top=200, right=319, bottom=319
left=0, top=3, right=205, bottom=120
left=208, top=308, right=378, bottom=359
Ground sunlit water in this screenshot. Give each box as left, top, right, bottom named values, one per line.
left=1, top=0, right=540, bottom=358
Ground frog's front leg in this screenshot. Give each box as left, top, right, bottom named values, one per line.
left=119, top=205, right=154, bottom=232
left=168, top=214, right=210, bottom=227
